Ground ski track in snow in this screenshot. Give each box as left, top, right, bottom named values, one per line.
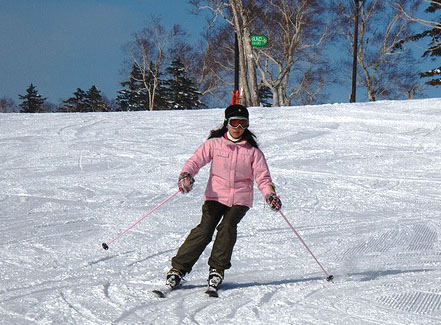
left=1, top=99, right=441, bottom=324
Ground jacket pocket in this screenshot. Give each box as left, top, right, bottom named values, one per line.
left=212, top=149, right=231, bottom=177
left=214, top=149, right=229, bottom=158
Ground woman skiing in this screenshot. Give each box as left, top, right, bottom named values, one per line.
left=166, top=104, right=282, bottom=294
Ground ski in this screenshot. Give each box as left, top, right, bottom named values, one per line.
left=153, top=284, right=219, bottom=298
left=152, top=285, right=175, bottom=298
left=205, top=286, right=219, bottom=298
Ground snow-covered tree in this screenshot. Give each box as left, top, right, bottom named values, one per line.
left=163, top=58, right=203, bottom=109
left=117, top=64, right=149, bottom=111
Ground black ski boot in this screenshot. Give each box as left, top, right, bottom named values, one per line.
left=152, top=268, right=185, bottom=298
left=206, top=268, right=224, bottom=297
left=166, top=268, right=184, bottom=289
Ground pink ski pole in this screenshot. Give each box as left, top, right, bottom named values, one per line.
left=101, top=189, right=180, bottom=250
left=278, top=210, right=334, bottom=282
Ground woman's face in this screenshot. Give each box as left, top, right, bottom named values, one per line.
left=227, top=124, right=246, bottom=139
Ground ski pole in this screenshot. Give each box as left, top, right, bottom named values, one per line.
left=101, top=189, right=180, bottom=250
left=278, top=210, right=334, bottom=282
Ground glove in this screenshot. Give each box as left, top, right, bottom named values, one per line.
left=265, top=193, right=282, bottom=211
left=178, top=172, right=194, bottom=193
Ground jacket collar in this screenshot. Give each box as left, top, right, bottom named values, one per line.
left=223, top=132, right=247, bottom=146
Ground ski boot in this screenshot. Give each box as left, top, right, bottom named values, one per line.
left=206, top=268, right=224, bottom=297
left=166, top=268, right=185, bottom=289
left=152, top=268, right=185, bottom=298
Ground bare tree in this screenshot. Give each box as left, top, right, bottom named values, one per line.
left=252, top=0, right=330, bottom=106
left=198, top=25, right=236, bottom=103
left=394, top=0, right=440, bottom=29
left=126, top=16, right=186, bottom=110
left=331, top=0, right=423, bottom=101
left=191, top=0, right=331, bottom=106
left=190, top=0, right=261, bottom=106
left=0, top=97, right=17, bottom=113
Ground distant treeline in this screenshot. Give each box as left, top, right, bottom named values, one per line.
left=2, top=0, right=440, bottom=113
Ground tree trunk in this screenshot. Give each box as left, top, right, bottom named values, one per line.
left=229, top=0, right=259, bottom=107
left=242, top=27, right=259, bottom=106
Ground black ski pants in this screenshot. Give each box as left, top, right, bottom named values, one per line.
left=171, top=200, right=249, bottom=274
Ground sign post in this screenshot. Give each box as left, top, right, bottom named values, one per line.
left=232, top=34, right=268, bottom=105
left=232, top=33, right=240, bottom=105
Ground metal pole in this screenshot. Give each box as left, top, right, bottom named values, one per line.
left=350, top=0, right=360, bottom=103
left=232, top=33, right=240, bottom=105
left=101, top=190, right=180, bottom=250
left=279, top=210, right=334, bottom=282
left=234, top=33, right=239, bottom=92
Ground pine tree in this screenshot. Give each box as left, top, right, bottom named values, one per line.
left=154, top=73, right=168, bottom=109
left=163, top=58, right=202, bottom=110
left=85, top=85, right=108, bottom=112
left=419, top=1, right=441, bottom=85
left=60, top=88, right=88, bottom=112
left=117, top=64, right=149, bottom=111
left=396, top=1, right=441, bottom=86
left=19, top=83, right=47, bottom=113
left=258, top=84, right=273, bottom=107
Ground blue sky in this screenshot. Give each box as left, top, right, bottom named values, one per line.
left=0, top=0, right=438, bottom=106
left=0, top=0, right=204, bottom=104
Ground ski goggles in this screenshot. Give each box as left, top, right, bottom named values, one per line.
left=227, top=117, right=249, bottom=129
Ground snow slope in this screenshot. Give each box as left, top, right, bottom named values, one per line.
left=1, top=99, right=440, bottom=324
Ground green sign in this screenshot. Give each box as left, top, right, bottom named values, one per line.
left=251, top=35, right=268, bottom=47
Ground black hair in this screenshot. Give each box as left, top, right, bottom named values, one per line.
left=208, top=123, right=259, bottom=149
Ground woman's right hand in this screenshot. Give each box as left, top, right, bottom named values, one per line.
left=178, top=172, right=194, bottom=193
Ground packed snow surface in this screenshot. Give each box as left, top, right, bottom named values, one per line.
left=1, top=99, right=441, bottom=324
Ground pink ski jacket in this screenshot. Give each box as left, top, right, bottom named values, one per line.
left=181, top=135, right=275, bottom=207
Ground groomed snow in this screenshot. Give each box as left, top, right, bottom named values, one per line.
left=1, top=99, right=440, bottom=324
